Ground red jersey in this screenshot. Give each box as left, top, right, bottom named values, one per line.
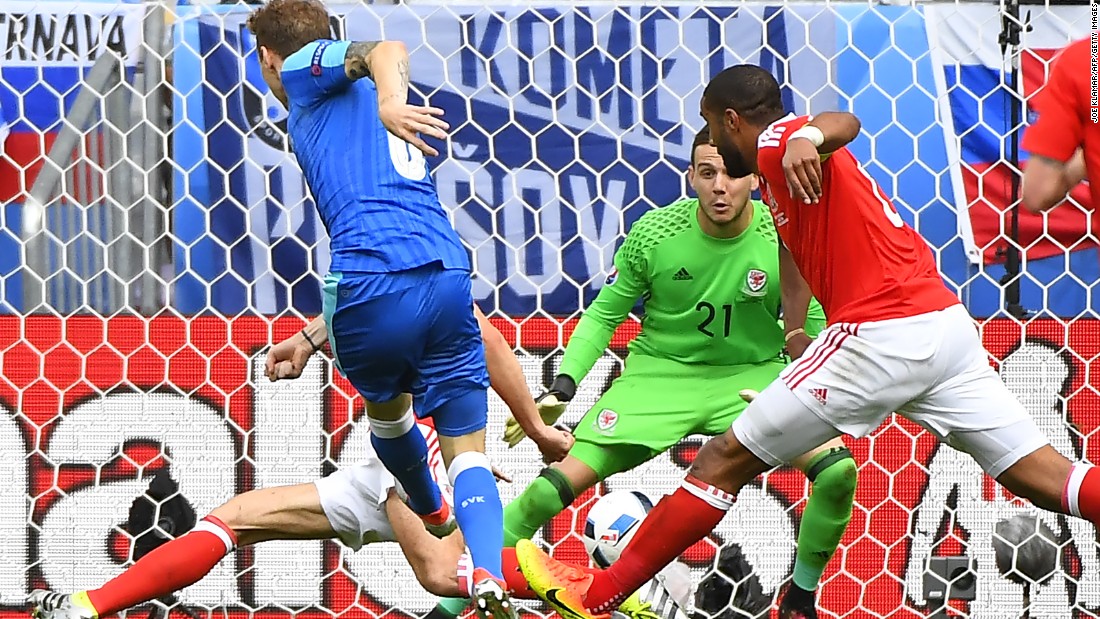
left=756, top=114, right=960, bottom=324
left=1021, top=37, right=1099, bottom=211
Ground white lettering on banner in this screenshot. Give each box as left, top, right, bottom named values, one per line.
left=904, top=341, right=1100, bottom=615
left=453, top=8, right=734, bottom=143
left=570, top=175, right=625, bottom=284
left=0, top=2, right=143, bottom=67
left=504, top=168, right=563, bottom=296
left=438, top=156, right=624, bottom=300
left=41, top=393, right=240, bottom=605
left=0, top=411, right=26, bottom=604
left=437, top=159, right=498, bottom=300
left=251, top=357, right=325, bottom=606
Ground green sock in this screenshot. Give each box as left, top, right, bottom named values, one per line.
left=503, top=468, right=576, bottom=546
left=430, top=597, right=471, bottom=619
left=793, top=447, right=858, bottom=591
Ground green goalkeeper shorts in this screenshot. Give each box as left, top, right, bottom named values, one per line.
left=570, top=353, right=787, bottom=480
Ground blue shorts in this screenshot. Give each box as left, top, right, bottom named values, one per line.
left=322, top=264, right=490, bottom=436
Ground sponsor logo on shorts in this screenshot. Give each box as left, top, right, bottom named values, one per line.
left=744, top=269, right=768, bottom=296
left=595, top=408, right=618, bottom=432
left=605, top=268, right=619, bottom=286
left=810, top=387, right=828, bottom=405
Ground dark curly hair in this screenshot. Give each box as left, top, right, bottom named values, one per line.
left=703, top=65, right=786, bottom=127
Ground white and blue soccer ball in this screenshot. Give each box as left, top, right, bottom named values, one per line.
left=582, top=490, right=656, bottom=569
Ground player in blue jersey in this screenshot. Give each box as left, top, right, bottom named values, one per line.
left=245, top=2, right=572, bottom=616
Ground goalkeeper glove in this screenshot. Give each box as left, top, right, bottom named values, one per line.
left=502, top=374, right=577, bottom=448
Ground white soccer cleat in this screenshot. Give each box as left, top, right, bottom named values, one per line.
left=28, top=591, right=98, bottom=619
left=471, top=569, right=517, bottom=619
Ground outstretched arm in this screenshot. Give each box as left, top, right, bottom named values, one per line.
left=342, top=40, right=447, bottom=157
left=556, top=235, right=650, bottom=384
left=502, top=232, right=648, bottom=449
left=475, top=305, right=574, bottom=462
left=782, top=112, right=862, bottom=204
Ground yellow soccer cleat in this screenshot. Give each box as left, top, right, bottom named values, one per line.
left=614, top=591, right=662, bottom=619
left=515, top=539, right=610, bottom=619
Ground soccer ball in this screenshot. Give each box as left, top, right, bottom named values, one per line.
left=582, top=490, right=655, bottom=568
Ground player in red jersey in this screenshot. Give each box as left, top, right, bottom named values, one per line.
left=514, top=65, right=1100, bottom=619
left=1020, top=35, right=1092, bottom=213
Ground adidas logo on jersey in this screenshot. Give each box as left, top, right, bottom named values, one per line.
left=672, top=267, right=693, bottom=281
left=810, top=388, right=829, bottom=405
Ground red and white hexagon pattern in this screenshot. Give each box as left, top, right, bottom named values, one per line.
left=0, top=316, right=1098, bottom=618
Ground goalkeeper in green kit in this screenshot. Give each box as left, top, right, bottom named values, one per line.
left=433, top=129, right=857, bottom=619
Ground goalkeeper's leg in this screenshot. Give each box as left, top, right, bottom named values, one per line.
left=781, top=439, right=858, bottom=613
left=31, top=483, right=336, bottom=619
left=504, top=442, right=653, bottom=544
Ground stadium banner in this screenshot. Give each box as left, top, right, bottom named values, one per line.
left=1, top=315, right=1098, bottom=618
left=925, top=3, right=1099, bottom=318
left=0, top=1, right=145, bottom=312
left=171, top=3, right=968, bottom=317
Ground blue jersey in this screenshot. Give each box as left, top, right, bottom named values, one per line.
left=281, top=40, right=469, bottom=274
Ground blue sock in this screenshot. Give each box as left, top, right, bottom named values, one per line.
left=369, top=411, right=442, bottom=515
left=450, top=451, right=504, bottom=579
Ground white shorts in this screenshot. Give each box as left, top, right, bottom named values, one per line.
left=732, top=304, right=1049, bottom=478
left=315, top=425, right=450, bottom=551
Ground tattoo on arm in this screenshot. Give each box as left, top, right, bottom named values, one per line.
left=344, top=41, right=381, bottom=80
left=396, top=57, right=409, bottom=92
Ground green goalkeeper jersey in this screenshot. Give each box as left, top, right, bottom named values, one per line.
left=558, top=198, right=826, bottom=381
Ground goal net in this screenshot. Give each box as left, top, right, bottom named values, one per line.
left=0, top=1, right=1097, bottom=618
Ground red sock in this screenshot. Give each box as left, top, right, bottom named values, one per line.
left=585, top=477, right=733, bottom=613
left=86, top=516, right=237, bottom=615
left=1063, top=463, right=1100, bottom=524
left=502, top=547, right=537, bottom=598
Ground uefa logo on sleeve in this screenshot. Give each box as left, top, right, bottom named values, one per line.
left=605, top=267, right=619, bottom=286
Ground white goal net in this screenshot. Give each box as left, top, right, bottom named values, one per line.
left=0, top=1, right=1098, bottom=618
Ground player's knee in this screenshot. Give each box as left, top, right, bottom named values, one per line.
left=995, top=446, right=1073, bottom=512
left=808, top=448, right=858, bottom=507
left=207, top=495, right=251, bottom=534
left=208, top=489, right=271, bottom=536
left=688, top=432, right=760, bottom=489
